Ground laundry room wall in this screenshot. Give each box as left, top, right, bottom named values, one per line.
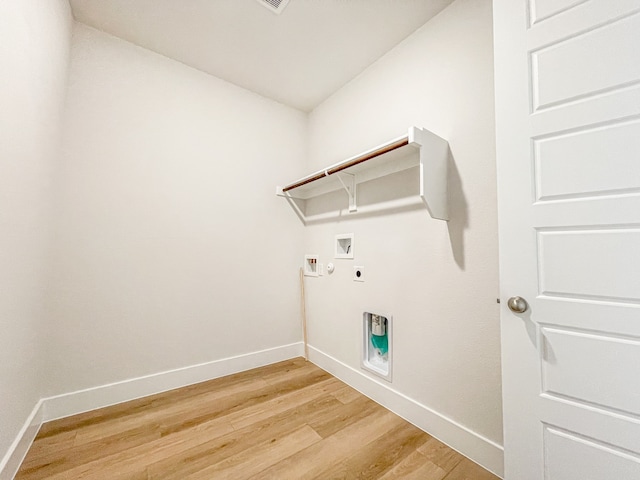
left=303, top=0, right=502, bottom=473
left=44, top=23, right=308, bottom=399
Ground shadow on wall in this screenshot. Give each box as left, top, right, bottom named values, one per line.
left=446, top=149, right=468, bottom=270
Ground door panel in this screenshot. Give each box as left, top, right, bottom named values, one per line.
left=529, top=0, right=589, bottom=26
left=494, top=0, right=640, bottom=477
left=537, top=228, right=640, bottom=302
left=534, top=118, right=640, bottom=201
left=544, top=426, right=640, bottom=480
left=540, top=395, right=640, bottom=453
left=541, top=327, right=640, bottom=416
left=531, top=11, right=640, bottom=111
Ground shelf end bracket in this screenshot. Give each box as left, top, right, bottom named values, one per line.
left=336, top=172, right=357, bottom=212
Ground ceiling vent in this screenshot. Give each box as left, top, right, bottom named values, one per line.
left=256, top=0, right=291, bottom=15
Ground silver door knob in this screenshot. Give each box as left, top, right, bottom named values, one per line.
left=507, top=296, right=528, bottom=313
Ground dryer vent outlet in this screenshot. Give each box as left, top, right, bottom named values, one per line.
left=256, top=0, right=291, bottom=14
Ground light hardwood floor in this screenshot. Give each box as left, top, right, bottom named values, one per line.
left=16, top=358, right=500, bottom=479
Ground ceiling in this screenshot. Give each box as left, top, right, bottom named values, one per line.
left=69, top=0, right=455, bottom=112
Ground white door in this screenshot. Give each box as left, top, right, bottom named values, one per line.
left=494, top=0, right=640, bottom=478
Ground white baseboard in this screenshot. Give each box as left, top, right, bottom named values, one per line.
left=43, top=342, right=304, bottom=422
left=308, top=345, right=504, bottom=478
left=0, top=342, right=303, bottom=480
left=0, top=400, right=44, bottom=480
left=1, top=343, right=501, bottom=478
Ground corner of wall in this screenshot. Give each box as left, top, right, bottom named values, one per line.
left=0, top=402, right=44, bottom=480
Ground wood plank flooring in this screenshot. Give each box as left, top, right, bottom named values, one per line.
left=16, top=358, right=500, bottom=479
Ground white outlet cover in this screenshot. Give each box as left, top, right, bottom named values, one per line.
left=354, top=266, right=364, bottom=282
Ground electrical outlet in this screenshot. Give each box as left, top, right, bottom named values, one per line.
left=353, top=266, right=364, bottom=282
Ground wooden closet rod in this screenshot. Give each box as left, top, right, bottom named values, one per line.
left=282, top=136, right=409, bottom=192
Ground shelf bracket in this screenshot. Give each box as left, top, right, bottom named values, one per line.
left=335, top=172, right=357, bottom=212
left=277, top=126, right=449, bottom=222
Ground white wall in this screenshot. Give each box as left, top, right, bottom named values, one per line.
left=44, top=24, right=307, bottom=397
left=0, top=0, right=72, bottom=467
left=304, top=0, right=502, bottom=467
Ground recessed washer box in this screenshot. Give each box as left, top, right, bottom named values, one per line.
left=304, top=255, right=319, bottom=277
left=335, top=233, right=354, bottom=259
left=362, top=312, right=392, bottom=382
